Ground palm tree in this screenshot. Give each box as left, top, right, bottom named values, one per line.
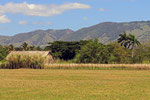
left=21, top=42, right=28, bottom=51
left=117, top=32, right=129, bottom=48
left=126, top=34, right=141, bottom=58
left=118, top=32, right=141, bottom=58
left=8, top=44, right=15, bottom=51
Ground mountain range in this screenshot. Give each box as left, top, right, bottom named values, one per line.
left=0, top=21, right=150, bottom=46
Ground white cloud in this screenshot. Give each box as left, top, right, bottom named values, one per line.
left=18, top=21, right=52, bottom=25
left=0, top=15, right=11, bottom=23
left=18, top=21, right=28, bottom=25
left=99, top=8, right=108, bottom=12
left=83, top=17, right=88, bottom=21
left=0, top=2, right=91, bottom=17
left=32, top=21, right=52, bottom=25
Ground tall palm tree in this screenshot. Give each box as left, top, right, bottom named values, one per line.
left=117, top=32, right=129, bottom=48
left=126, top=34, right=141, bottom=58
left=118, top=32, right=141, bottom=58
left=8, top=44, right=15, bottom=51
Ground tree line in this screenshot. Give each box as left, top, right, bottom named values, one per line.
left=46, top=33, right=150, bottom=64
left=0, top=33, right=149, bottom=64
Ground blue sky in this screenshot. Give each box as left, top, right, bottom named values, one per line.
left=0, top=0, right=149, bottom=36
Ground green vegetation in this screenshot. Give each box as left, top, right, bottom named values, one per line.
left=118, top=32, right=141, bottom=58
left=75, top=38, right=110, bottom=63
left=46, top=34, right=149, bottom=64
left=0, top=69, right=150, bottom=100
left=0, top=33, right=149, bottom=69
left=45, top=40, right=89, bottom=60
left=0, top=45, right=9, bottom=61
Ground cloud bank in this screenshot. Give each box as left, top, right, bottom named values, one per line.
left=0, top=2, right=91, bottom=17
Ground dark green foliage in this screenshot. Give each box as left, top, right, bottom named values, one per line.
left=15, top=47, right=23, bottom=51
left=108, top=42, right=131, bottom=64
left=46, top=40, right=90, bottom=60
left=134, top=44, right=150, bottom=63
left=75, top=39, right=111, bottom=63
left=0, top=45, right=9, bottom=61
left=118, top=32, right=140, bottom=49
left=36, top=46, right=43, bottom=51
left=7, top=44, right=15, bottom=51
left=21, top=42, right=29, bottom=51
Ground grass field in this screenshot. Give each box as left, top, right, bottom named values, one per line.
left=0, top=69, right=150, bottom=100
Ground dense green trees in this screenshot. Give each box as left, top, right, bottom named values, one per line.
left=108, top=42, right=131, bottom=63
left=46, top=40, right=89, bottom=60
left=0, top=34, right=149, bottom=64
left=0, top=45, right=9, bottom=61
left=134, top=44, right=150, bottom=63
left=75, top=39, right=111, bottom=63
left=45, top=37, right=149, bottom=64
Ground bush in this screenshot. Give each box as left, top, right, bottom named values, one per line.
left=0, top=55, right=45, bottom=69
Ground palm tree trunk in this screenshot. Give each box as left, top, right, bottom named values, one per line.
left=131, top=44, right=135, bottom=58
left=131, top=48, right=134, bottom=58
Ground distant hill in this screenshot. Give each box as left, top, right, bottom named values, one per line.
left=0, top=29, right=74, bottom=46
left=0, top=21, right=150, bottom=46
left=63, top=21, right=150, bottom=43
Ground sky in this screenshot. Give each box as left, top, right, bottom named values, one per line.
left=0, top=0, right=149, bottom=36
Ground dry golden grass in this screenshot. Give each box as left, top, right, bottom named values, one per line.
left=0, top=69, right=150, bottom=100
left=45, top=64, right=150, bottom=70
left=1, top=54, right=45, bottom=69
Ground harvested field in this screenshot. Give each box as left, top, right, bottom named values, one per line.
left=0, top=69, right=150, bottom=100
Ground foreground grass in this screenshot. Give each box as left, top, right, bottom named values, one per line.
left=0, top=70, right=150, bottom=100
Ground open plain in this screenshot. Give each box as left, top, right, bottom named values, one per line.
left=0, top=69, right=150, bottom=100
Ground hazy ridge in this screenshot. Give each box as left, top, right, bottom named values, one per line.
left=0, top=21, right=150, bottom=46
